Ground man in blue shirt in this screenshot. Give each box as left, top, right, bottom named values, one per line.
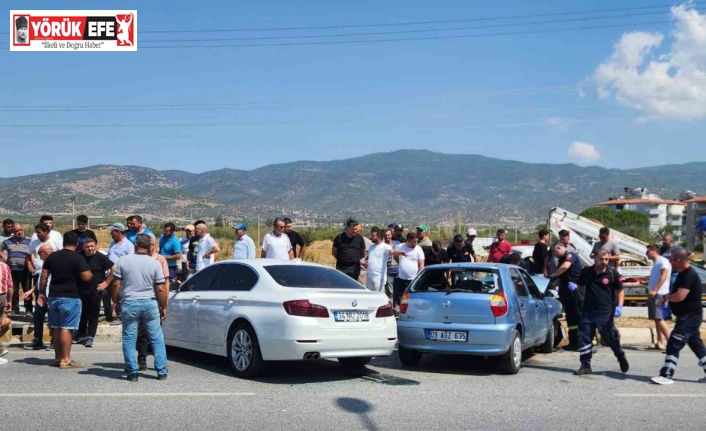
left=232, top=223, right=256, bottom=259
left=107, top=223, right=134, bottom=325
left=125, top=215, right=153, bottom=244
left=159, top=222, right=182, bottom=283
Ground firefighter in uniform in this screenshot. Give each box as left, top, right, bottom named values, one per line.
left=549, top=242, right=583, bottom=350
left=573, top=249, right=629, bottom=375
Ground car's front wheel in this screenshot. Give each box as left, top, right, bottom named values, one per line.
left=227, top=322, right=264, bottom=378
left=398, top=346, right=422, bottom=367
left=500, top=330, right=522, bottom=374
left=338, top=357, right=372, bottom=368
left=539, top=319, right=559, bottom=354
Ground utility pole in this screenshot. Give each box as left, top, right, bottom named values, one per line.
left=71, top=197, right=76, bottom=229
left=257, top=213, right=261, bottom=247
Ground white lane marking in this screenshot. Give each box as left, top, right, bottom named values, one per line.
left=615, top=394, right=706, bottom=398
left=0, top=392, right=255, bottom=398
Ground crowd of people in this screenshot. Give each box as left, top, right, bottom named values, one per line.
left=1, top=214, right=704, bottom=385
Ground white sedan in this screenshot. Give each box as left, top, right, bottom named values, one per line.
left=162, top=259, right=397, bottom=378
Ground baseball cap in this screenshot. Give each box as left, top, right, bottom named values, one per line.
left=416, top=224, right=428, bottom=231
left=232, top=223, right=247, bottom=231
left=108, top=223, right=126, bottom=232
left=467, top=228, right=477, bottom=236
left=184, top=224, right=195, bottom=231
left=392, top=223, right=404, bottom=230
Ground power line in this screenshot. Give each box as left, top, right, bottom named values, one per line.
left=140, top=10, right=675, bottom=43
left=138, top=18, right=693, bottom=49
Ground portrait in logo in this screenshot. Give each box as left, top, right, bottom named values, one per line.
left=15, top=16, right=29, bottom=45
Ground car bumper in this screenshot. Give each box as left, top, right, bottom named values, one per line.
left=257, top=318, right=398, bottom=361
left=397, top=321, right=515, bottom=356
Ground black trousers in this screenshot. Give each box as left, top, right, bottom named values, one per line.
left=558, top=283, right=582, bottom=348
left=659, top=313, right=706, bottom=379
left=393, top=278, right=412, bottom=308
left=137, top=324, right=149, bottom=362
left=101, top=289, right=113, bottom=321
left=78, top=293, right=101, bottom=338
left=10, top=269, right=31, bottom=313
left=578, top=311, right=624, bottom=367
left=336, top=263, right=361, bottom=281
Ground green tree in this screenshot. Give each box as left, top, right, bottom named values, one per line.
left=579, top=207, right=618, bottom=226
left=579, top=207, right=650, bottom=242
left=214, top=214, right=224, bottom=228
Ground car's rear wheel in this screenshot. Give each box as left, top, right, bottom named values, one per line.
left=227, top=322, right=264, bottom=378
left=539, top=319, right=559, bottom=354
left=500, top=330, right=522, bottom=374
left=398, top=346, right=422, bottom=367
left=338, top=357, right=372, bottom=368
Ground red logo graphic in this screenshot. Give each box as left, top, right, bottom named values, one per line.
left=602, top=278, right=609, bottom=285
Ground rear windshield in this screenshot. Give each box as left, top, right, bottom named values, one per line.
left=410, top=268, right=502, bottom=294
left=265, top=265, right=365, bottom=289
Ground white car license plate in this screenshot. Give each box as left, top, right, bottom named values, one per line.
left=425, top=330, right=468, bottom=342
left=333, top=310, right=370, bottom=322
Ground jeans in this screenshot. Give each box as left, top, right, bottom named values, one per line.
left=660, top=313, right=706, bottom=379
left=168, top=266, right=177, bottom=284
left=47, top=297, right=82, bottom=330
left=121, top=299, right=167, bottom=375
left=78, top=293, right=101, bottom=338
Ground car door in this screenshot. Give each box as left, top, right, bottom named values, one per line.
left=197, top=263, right=258, bottom=346
left=509, top=268, right=540, bottom=344
left=163, top=267, right=217, bottom=343
left=520, top=269, right=549, bottom=343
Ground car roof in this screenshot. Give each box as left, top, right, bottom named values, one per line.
left=208, top=258, right=330, bottom=270
left=423, top=262, right=520, bottom=271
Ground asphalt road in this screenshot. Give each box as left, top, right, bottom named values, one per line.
left=1, top=343, right=705, bottom=430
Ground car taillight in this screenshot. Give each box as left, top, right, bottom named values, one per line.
left=376, top=302, right=394, bottom=317
left=489, top=293, right=508, bottom=317
left=399, top=292, right=410, bottom=314
left=283, top=300, right=329, bottom=318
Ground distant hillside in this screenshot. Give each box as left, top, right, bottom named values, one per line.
left=0, top=150, right=703, bottom=225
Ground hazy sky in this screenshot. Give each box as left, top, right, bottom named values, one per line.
left=3, top=0, right=705, bottom=176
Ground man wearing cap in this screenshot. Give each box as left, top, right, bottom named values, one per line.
left=465, top=228, right=479, bottom=262
left=179, top=225, right=194, bottom=281
left=15, top=16, right=29, bottom=44
left=232, top=224, right=256, bottom=259
left=158, top=223, right=182, bottom=284
left=391, top=224, right=405, bottom=243
left=38, top=231, right=92, bottom=369
left=106, top=223, right=134, bottom=325
left=416, top=225, right=432, bottom=247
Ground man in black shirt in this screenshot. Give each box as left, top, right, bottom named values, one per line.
left=284, top=218, right=306, bottom=259
left=549, top=242, right=584, bottom=350
left=447, top=234, right=474, bottom=263
left=71, top=214, right=97, bottom=253
left=423, top=241, right=449, bottom=287
left=574, top=250, right=629, bottom=375
left=38, top=231, right=92, bottom=369
left=332, top=219, right=366, bottom=280
left=652, top=249, right=706, bottom=385
left=186, top=220, right=204, bottom=276
left=76, top=237, right=115, bottom=347
left=531, top=229, right=550, bottom=275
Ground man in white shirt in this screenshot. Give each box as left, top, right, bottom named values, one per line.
left=364, top=227, right=405, bottom=292
left=261, top=218, right=293, bottom=260
left=393, top=232, right=425, bottom=309
left=647, top=244, right=672, bottom=350
left=30, top=216, right=63, bottom=252
left=195, top=222, right=220, bottom=272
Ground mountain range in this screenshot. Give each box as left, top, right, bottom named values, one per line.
left=0, top=150, right=703, bottom=226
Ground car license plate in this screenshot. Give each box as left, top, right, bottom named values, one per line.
left=334, top=310, right=370, bottom=322
left=425, top=330, right=468, bottom=342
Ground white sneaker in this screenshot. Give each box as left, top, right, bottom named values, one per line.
left=651, top=376, right=674, bottom=385
left=0, top=357, right=8, bottom=365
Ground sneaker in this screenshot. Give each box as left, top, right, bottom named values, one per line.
left=110, top=319, right=122, bottom=326
left=574, top=366, right=593, bottom=375
left=24, top=339, right=45, bottom=350
left=46, top=343, right=54, bottom=351
left=0, top=357, right=8, bottom=365
left=127, top=373, right=139, bottom=382
left=157, top=374, right=168, bottom=381
left=618, top=355, right=630, bottom=373
left=84, top=337, right=94, bottom=348
left=651, top=376, right=674, bottom=385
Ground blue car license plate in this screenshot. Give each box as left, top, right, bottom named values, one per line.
left=425, top=330, right=468, bottom=342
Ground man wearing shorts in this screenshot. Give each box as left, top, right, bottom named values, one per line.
left=38, top=231, right=92, bottom=369
left=646, top=244, right=671, bottom=350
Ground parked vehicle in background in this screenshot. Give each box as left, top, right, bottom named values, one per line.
left=162, top=259, right=397, bottom=378
left=397, top=263, right=563, bottom=374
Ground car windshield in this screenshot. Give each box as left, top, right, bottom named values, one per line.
left=265, top=265, right=365, bottom=289
left=410, top=268, right=502, bottom=294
